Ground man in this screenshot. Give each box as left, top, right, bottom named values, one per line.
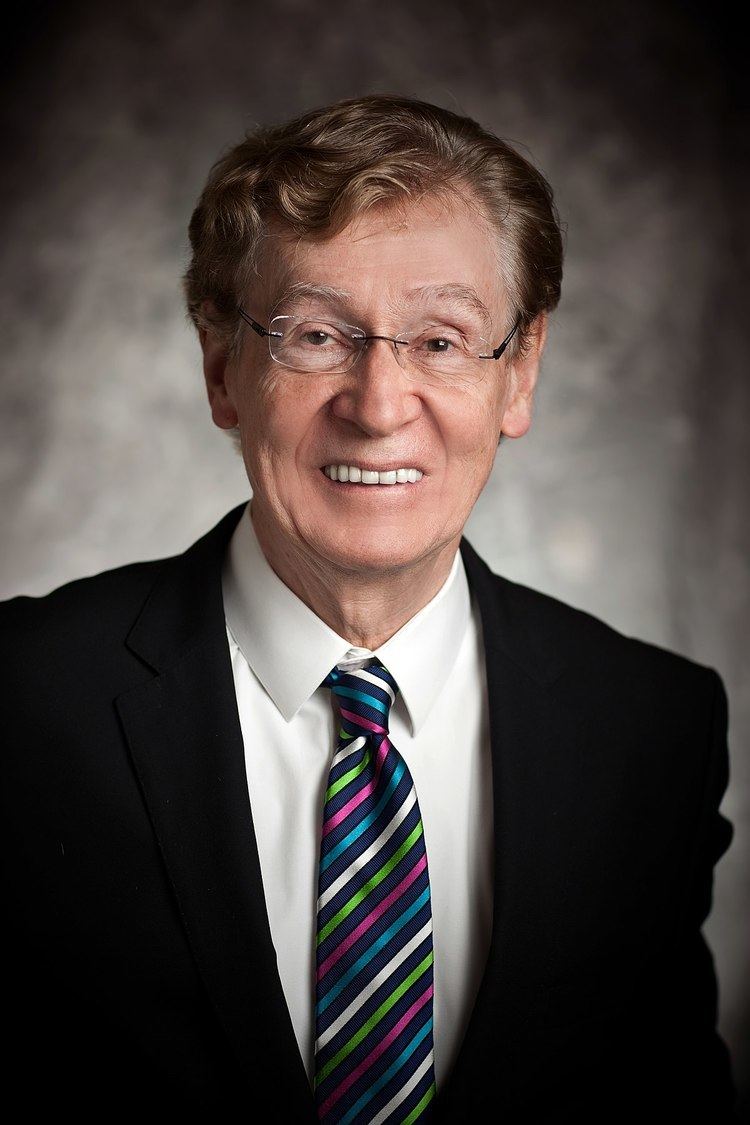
left=3, top=95, right=736, bottom=1121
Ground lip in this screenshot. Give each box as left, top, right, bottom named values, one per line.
left=318, top=467, right=427, bottom=493
left=319, top=462, right=426, bottom=474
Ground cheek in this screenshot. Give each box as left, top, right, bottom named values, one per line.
left=437, top=384, right=505, bottom=476
left=238, top=371, right=326, bottom=476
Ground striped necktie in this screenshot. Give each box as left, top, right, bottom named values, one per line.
left=314, top=657, right=437, bottom=1124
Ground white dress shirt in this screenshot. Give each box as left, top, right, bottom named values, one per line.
left=221, top=502, right=494, bottom=1091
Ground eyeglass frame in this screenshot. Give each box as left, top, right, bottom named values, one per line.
left=235, top=306, right=521, bottom=370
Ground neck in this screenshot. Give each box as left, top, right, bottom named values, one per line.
left=250, top=505, right=460, bottom=650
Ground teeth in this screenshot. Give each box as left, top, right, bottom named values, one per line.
left=323, top=465, right=423, bottom=485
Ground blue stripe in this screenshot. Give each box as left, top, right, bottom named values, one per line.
left=333, top=685, right=389, bottom=715
left=316, top=884, right=431, bottom=1015
left=338, top=1015, right=434, bottom=1124
left=320, top=758, right=406, bottom=873
left=317, top=801, right=422, bottom=931
left=315, top=933, right=432, bottom=1072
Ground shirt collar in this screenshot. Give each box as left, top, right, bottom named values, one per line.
left=221, top=502, right=470, bottom=735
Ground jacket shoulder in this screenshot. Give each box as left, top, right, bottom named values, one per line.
left=459, top=534, right=722, bottom=696
left=508, top=572, right=710, bottom=669
left=0, top=502, right=246, bottom=699
left=0, top=555, right=175, bottom=661
left=504, top=571, right=720, bottom=690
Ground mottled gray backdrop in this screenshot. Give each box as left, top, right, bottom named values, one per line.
left=2, top=0, right=748, bottom=1107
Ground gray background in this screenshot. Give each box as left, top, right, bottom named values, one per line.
left=2, top=0, right=748, bottom=1108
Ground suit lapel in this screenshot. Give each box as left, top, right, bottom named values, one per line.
left=115, top=503, right=315, bottom=1117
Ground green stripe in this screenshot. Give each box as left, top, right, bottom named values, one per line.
left=317, top=821, right=423, bottom=945
left=339, top=728, right=353, bottom=741
left=403, top=1079, right=437, bottom=1124
left=316, top=949, right=434, bottom=1084
left=326, top=748, right=371, bottom=801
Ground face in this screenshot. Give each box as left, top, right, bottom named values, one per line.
left=202, top=191, right=545, bottom=578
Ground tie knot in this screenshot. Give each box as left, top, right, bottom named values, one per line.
left=323, top=658, right=398, bottom=736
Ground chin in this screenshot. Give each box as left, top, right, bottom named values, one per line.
left=310, top=532, right=430, bottom=576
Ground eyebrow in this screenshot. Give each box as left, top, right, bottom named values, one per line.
left=272, top=281, right=353, bottom=311
left=271, top=281, right=493, bottom=332
left=405, top=284, right=493, bottom=332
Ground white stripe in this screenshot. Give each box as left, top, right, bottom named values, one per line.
left=317, top=787, right=417, bottom=911
left=315, top=920, right=432, bottom=1052
left=332, top=735, right=367, bottom=768
left=369, top=1047, right=435, bottom=1124
left=349, top=666, right=396, bottom=706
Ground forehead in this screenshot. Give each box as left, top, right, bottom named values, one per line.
left=254, top=192, right=505, bottom=317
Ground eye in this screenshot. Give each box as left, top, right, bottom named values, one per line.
left=423, top=336, right=455, bottom=353
left=302, top=330, right=333, bottom=346
left=290, top=321, right=351, bottom=348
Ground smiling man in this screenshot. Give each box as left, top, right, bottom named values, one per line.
left=201, top=188, right=539, bottom=647
left=3, top=95, right=736, bottom=1122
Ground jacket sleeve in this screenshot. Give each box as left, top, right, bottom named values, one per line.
left=655, top=667, right=737, bottom=1119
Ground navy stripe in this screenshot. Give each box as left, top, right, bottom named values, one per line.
left=316, top=657, right=436, bottom=1120
left=315, top=933, right=433, bottom=1076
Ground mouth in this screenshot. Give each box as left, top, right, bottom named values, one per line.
left=321, top=463, right=424, bottom=486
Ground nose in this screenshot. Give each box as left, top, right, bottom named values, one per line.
left=329, top=338, right=422, bottom=437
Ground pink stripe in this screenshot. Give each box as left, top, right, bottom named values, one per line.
left=318, top=982, right=433, bottom=1117
left=317, top=852, right=428, bottom=981
left=322, top=737, right=390, bottom=838
left=339, top=707, right=387, bottom=735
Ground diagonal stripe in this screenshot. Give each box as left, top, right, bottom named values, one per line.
left=332, top=735, right=366, bottom=765
left=317, top=787, right=417, bottom=911
left=403, top=1078, right=437, bottom=1124
left=316, top=884, right=430, bottom=1016
left=349, top=667, right=396, bottom=705
left=315, top=920, right=432, bottom=1053
left=326, top=746, right=371, bottom=801
left=321, top=736, right=390, bottom=838
left=338, top=707, right=387, bottom=735
left=333, top=685, right=390, bottom=715
left=317, top=821, right=424, bottom=946
left=335, top=1012, right=434, bottom=1125
left=317, top=854, right=427, bottom=978
left=319, top=757, right=406, bottom=873
left=369, top=1051, right=435, bottom=1125
left=318, top=983, right=433, bottom=1117
left=316, top=949, right=434, bottom=1085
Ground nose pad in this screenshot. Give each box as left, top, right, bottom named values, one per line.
left=356, top=335, right=410, bottom=374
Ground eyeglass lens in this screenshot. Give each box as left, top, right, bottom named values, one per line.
left=267, top=314, right=494, bottom=378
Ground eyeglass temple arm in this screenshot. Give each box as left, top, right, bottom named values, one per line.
left=237, top=306, right=277, bottom=338
left=487, top=318, right=521, bottom=361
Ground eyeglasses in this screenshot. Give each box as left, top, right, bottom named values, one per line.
left=236, top=307, right=520, bottom=384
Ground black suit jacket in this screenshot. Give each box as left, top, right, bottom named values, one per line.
left=2, top=503, right=736, bottom=1121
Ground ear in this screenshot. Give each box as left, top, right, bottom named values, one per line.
left=199, top=301, right=239, bottom=430
left=500, top=313, right=548, bottom=439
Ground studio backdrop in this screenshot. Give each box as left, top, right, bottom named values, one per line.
left=2, top=0, right=747, bottom=1109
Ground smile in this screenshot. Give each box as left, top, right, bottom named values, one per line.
left=322, top=465, right=424, bottom=485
